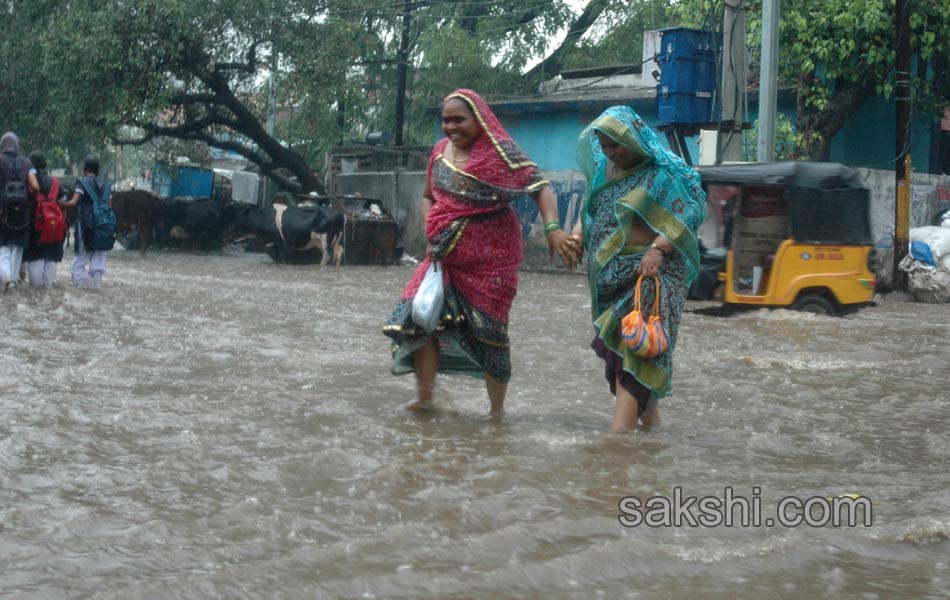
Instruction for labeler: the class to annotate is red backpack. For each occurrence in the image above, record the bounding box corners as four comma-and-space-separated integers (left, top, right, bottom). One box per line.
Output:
34, 177, 66, 244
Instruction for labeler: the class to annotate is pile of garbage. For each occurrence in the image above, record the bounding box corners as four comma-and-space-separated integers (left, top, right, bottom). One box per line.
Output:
896, 210, 950, 302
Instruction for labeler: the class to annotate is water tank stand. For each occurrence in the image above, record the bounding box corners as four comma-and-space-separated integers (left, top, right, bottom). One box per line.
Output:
657, 124, 698, 166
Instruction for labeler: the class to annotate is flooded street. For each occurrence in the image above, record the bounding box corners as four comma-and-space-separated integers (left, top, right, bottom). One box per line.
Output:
2, 249, 949, 599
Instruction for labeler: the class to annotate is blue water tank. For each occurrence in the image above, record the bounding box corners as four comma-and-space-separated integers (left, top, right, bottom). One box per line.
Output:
656, 28, 721, 125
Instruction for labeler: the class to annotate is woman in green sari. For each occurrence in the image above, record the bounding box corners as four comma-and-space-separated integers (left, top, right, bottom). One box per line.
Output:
559, 106, 706, 432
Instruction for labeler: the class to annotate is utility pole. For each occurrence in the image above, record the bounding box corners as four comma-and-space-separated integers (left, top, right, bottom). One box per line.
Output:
756, 0, 779, 162
393, 0, 412, 147
893, 0, 911, 292
718, 0, 746, 163
264, 45, 277, 205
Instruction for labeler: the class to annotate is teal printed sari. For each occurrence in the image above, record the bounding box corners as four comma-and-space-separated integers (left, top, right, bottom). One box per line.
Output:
577, 106, 706, 399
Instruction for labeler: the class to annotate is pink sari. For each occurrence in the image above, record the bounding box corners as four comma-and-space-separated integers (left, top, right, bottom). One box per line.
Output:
384, 89, 548, 382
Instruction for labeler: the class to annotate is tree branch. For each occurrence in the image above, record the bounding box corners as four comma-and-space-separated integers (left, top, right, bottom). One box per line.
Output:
523, 0, 611, 81
212, 43, 258, 74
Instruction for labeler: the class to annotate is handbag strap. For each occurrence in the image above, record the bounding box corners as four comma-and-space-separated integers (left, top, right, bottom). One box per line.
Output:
633, 274, 662, 317
650, 276, 662, 317
633, 274, 644, 312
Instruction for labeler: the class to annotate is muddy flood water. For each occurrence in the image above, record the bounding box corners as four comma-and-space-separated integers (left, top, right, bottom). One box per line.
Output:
2, 249, 949, 599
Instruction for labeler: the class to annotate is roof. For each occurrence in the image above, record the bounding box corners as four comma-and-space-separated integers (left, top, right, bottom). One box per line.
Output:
486, 85, 656, 116
696, 161, 868, 190
559, 65, 643, 79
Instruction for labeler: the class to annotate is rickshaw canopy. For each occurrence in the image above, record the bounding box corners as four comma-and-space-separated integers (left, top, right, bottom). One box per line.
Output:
696, 161, 873, 246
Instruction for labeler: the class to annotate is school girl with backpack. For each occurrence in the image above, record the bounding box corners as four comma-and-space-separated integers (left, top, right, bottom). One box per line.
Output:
0, 132, 41, 293
60, 155, 116, 289
22, 151, 67, 288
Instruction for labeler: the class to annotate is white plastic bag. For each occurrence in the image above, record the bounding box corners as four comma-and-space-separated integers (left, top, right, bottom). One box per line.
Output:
412, 260, 444, 332
910, 226, 950, 260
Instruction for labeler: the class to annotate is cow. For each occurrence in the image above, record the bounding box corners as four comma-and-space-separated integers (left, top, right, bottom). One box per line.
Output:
111, 189, 161, 255
155, 197, 240, 251
234, 202, 344, 265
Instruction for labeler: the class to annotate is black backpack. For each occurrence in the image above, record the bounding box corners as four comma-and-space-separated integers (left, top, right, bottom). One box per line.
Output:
0, 155, 30, 234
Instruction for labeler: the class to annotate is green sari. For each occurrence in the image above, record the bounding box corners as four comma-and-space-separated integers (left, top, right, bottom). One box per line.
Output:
577, 107, 706, 403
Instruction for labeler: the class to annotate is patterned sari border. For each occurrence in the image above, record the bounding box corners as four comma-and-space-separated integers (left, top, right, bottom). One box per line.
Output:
604, 186, 701, 276
437, 153, 546, 196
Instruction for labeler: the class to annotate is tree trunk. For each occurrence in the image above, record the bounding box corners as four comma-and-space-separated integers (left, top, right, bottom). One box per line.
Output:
796, 73, 876, 161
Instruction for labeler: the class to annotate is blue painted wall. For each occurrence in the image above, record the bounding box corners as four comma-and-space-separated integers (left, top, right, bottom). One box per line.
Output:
829, 94, 935, 171
497, 113, 597, 171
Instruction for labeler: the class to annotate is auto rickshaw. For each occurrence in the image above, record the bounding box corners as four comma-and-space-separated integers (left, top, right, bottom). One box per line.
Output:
695, 162, 876, 316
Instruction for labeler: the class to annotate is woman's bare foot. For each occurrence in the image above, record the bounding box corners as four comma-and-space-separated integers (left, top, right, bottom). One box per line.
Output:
405, 400, 434, 413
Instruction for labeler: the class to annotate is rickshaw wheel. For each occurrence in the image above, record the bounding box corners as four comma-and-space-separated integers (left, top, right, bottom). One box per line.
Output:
791, 292, 838, 316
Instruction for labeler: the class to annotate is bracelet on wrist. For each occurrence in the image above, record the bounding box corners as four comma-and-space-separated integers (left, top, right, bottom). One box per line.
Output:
544, 220, 562, 234
649, 241, 666, 255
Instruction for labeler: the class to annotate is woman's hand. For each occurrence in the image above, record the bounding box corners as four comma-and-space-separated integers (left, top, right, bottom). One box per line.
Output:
637, 247, 664, 277
546, 228, 568, 262
555, 232, 583, 269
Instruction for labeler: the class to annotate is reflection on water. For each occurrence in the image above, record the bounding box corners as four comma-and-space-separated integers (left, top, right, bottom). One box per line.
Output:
2, 250, 949, 598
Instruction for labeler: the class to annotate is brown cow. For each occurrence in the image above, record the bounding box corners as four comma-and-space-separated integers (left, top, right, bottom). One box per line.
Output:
111, 189, 161, 255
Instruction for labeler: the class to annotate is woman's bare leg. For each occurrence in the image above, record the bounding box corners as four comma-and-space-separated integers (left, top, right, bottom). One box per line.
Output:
610, 376, 640, 433
485, 373, 507, 416
409, 336, 439, 411
640, 405, 661, 427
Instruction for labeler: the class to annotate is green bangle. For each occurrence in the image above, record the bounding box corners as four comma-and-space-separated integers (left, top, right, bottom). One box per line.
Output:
544, 220, 562, 233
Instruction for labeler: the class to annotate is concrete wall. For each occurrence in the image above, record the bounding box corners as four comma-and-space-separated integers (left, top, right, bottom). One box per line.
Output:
858, 168, 950, 241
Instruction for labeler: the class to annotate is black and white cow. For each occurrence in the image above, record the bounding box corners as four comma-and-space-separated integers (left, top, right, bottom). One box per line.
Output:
234, 202, 344, 265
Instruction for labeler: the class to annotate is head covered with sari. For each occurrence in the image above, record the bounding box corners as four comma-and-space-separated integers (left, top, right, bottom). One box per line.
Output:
441, 89, 541, 185
427, 90, 548, 240
0, 132, 20, 156
576, 106, 706, 283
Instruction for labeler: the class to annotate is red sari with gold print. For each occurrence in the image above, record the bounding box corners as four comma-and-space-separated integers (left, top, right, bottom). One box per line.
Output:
384, 89, 548, 382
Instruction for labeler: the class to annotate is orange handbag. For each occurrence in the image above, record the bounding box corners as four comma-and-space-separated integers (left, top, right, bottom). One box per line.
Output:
621, 275, 669, 358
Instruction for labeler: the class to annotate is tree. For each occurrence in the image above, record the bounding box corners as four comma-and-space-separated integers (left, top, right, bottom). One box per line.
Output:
37, 0, 595, 187
741, 0, 950, 160
42, 0, 367, 193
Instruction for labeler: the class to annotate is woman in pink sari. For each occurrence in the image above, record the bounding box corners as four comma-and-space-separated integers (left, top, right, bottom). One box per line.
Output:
384, 89, 570, 415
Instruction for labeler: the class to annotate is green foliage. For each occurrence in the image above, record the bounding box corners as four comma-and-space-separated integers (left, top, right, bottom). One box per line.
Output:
742, 113, 821, 160
774, 0, 892, 108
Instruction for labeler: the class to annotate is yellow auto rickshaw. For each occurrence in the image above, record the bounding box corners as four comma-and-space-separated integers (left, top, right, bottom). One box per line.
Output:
696, 162, 876, 316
